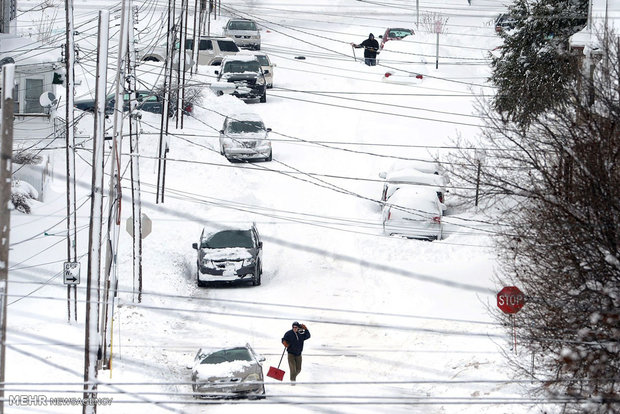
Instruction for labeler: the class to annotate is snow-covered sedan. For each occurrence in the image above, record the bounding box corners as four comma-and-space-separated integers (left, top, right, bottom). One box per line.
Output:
191, 224, 263, 286
190, 344, 266, 399
219, 113, 272, 162
382, 185, 446, 240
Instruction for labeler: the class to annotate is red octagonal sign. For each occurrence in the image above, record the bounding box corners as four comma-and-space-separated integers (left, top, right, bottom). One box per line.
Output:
497, 286, 525, 314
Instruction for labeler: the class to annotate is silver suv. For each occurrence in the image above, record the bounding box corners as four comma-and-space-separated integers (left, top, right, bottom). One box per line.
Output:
223, 19, 261, 50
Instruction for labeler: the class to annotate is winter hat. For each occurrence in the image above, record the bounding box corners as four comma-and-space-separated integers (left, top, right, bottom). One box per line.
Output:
292, 321, 301, 328
369, 33, 374, 38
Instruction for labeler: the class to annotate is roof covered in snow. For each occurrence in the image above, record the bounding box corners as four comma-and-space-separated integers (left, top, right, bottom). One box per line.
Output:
0, 34, 62, 68
570, 0, 620, 50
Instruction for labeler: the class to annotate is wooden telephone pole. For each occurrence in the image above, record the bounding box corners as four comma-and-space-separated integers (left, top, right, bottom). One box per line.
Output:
0, 62, 15, 414
83, 11, 108, 414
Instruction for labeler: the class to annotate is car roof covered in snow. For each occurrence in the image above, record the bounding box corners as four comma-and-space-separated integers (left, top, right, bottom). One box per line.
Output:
387, 185, 441, 205
385, 168, 447, 187
201, 223, 255, 235
227, 112, 264, 122
222, 53, 260, 63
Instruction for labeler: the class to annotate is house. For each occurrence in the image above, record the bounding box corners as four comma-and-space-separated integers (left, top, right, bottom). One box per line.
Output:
570, 0, 620, 54
0, 33, 64, 201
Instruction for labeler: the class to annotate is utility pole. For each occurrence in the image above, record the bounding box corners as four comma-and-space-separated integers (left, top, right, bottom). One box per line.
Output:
83, 11, 108, 414
0, 62, 15, 414
126, 3, 144, 303
176, 0, 186, 127
101, 0, 129, 371
179, 0, 190, 128
191, 0, 199, 75
156, 0, 175, 204
65, 0, 78, 323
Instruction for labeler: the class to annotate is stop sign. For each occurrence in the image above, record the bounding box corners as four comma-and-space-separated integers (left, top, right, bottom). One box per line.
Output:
497, 286, 525, 314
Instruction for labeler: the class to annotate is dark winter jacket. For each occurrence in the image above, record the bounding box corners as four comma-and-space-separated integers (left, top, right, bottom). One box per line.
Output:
359, 37, 379, 59
282, 328, 311, 356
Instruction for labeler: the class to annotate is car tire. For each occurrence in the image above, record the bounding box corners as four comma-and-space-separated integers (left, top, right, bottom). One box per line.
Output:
260, 92, 266, 103
197, 267, 207, 287
265, 151, 272, 162
252, 262, 261, 286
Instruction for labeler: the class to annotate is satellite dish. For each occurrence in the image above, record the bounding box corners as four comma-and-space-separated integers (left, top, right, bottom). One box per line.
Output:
39, 92, 58, 108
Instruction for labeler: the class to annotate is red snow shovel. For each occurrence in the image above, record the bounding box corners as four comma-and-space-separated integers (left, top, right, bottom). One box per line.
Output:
266, 347, 286, 381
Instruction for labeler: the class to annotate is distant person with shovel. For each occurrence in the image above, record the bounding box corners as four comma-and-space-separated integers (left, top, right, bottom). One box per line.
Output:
282, 321, 311, 383
351, 33, 379, 66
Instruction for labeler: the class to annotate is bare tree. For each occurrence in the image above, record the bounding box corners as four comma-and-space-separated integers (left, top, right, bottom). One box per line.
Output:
447, 32, 620, 412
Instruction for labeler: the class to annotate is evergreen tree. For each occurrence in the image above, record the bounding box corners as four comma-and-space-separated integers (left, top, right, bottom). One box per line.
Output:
490, 0, 587, 127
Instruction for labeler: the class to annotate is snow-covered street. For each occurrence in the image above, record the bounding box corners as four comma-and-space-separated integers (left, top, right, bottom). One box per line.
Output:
4, 1, 544, 412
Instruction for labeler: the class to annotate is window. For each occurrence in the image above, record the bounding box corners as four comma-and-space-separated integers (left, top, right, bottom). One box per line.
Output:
24, 78, 44, 113
255, 55, 270, 66
199, 39, 212, 50
217, 40, 239, 52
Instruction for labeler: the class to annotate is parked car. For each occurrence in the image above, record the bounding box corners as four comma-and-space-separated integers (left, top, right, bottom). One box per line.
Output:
248, 51, 274, 88
190, 344, 266, 399
74, 90, 193, 116
223, 19, 261, 50
381, 185, 446, 240
186, 36, 239, 66
495, 13, 516, 33
138, 39, 194, 68
376, 36, 424, 85
379, 27, 414, 49
215, 55, 267, 102
191, 223, 263, 286
219, 113, 272, 162
379, 167, 449, 203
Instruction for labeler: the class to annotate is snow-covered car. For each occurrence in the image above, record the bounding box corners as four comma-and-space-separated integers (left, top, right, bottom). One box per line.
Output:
379, 167, 449, 203
248, 51, 275, 88
494, 13, 516, 33
191, 223, 263, 286
190, 344, 266, 399
219, 113, 272, 162
188, 35, 239, 66
223, 19, 261, 50
379, 27, 414, 49
138, 39, 194, 68
381, 185, 446, 240
377, 36, 424, 85
215, 55, 267, 102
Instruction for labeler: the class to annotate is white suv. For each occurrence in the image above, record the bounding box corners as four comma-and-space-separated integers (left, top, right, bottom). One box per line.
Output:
188, 36, 239, 66
223, 19, 261, 50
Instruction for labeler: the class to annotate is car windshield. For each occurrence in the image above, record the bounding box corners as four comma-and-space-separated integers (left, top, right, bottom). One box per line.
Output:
203, 230, 253, 248
222, 60, 261, 73
228, 20, 256, 31
200, 348, 253, 364
227, 120, 264, 133
388, 29, 412, 38
255, 55, 270, 66
217, 40, 239, 52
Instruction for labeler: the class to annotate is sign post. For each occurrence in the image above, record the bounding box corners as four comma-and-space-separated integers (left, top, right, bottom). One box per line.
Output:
497, 286, 525, 353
